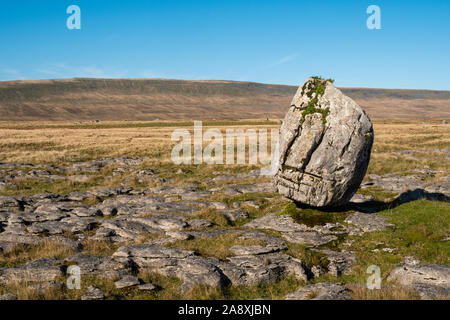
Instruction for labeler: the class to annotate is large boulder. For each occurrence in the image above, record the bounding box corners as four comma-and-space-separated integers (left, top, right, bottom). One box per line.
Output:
275, 77, 374, 207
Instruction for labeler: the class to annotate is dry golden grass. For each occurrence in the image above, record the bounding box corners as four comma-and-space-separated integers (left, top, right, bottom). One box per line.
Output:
80, 232, 164, 257
0, 281, 66, 300
0, 121, 280, 165
0, 119, 447, 195
0, 240, 76, 268
0, 119, 447, 176
80, 240, 123, 257
348, 284, 420, 300
368, 120, 450, 180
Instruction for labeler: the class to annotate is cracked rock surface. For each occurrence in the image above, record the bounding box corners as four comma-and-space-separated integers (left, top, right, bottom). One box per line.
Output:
388, 258, 450, 299
275, 78, 374, 207
285, 282, 353, 300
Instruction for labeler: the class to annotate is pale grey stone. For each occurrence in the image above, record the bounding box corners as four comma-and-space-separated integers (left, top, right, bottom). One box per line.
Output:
112, 243, 228, 290
67, 175, 91, 183
218, 209, 249, 222
413, 283, 450, 300
210, 202, 228, 210
224, 253, 308, 285
0, 258, 63, 284
115, 275, 140, 289
349, 193, 374, 203
165, 231, 194, 240
81, 286, 104, 300
0, 196, 21, 209
138, 283, 157, 291
181, 191, 210, 201
229, 245, 282, 256
64, 254, 127, 279
344, 212, 394, 233
28, 282, 64, 295
67, 191, 91, 202
388, 263, 450, 289
244, 211, 311, 233
71, 206, 102, 217
285, 282, 352, 300
0, 293, 18, 300
282, 231, 337, 246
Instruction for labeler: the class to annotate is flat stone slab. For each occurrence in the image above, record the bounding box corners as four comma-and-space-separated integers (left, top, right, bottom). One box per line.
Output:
138, 283, 157, 291
218, 209, 249, 222
413, 283, 450, 300
388, 263, 450, 289
112, 243, 228, 291
344, 212, 394, 233
64, 254, 127, 279
282, 231, 337, 246
0, 293, 18, 300
81, 286, 104, 300
115, 275, 140, 289
221, 252, 308, 286
0, 258, 63, 284
285, 282, 353, 300
315, 249, 357, 276
229, 245, 283, 256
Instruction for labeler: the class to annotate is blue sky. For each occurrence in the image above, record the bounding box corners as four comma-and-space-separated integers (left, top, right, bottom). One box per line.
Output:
1, 0, 449, 89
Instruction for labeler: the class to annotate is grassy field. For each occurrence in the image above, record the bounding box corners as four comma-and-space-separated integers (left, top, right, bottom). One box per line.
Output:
0, 118, 448, 177
0, 119, 448, 300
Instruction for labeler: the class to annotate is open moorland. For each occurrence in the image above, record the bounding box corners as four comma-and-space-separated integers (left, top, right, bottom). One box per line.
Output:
1, 78, 450, 121
0, 119, 448, 300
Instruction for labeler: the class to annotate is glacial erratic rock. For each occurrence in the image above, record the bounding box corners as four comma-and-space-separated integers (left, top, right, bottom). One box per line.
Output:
275, 77, 374, 207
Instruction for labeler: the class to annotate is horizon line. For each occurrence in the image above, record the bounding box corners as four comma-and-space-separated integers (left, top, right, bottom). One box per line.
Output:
0, 77, 449, 92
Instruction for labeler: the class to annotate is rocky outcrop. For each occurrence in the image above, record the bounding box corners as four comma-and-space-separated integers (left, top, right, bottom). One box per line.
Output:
388, 259, 450, 288
112, 243, 229, 291
275, 77, 374, 207
0, 258, 63, 284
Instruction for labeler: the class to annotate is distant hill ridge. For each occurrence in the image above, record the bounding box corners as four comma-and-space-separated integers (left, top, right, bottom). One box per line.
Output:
0, 78, 449, 120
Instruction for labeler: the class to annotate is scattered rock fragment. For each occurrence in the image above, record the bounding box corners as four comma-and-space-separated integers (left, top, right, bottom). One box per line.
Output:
138, 283, 157, 291
115, 275, 140, 289
0, 258, 63, 284
285, 282, 353, 300
112, 243, 228, 291
315, 249, 357, 276
344, 212, 394, 233
0, 293, 18, 300
28, 282, 64, 295
81, 286, 104, 300
218, 209, 249, 222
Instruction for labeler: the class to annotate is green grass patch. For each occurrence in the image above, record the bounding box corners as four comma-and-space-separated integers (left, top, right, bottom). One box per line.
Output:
316, 200, 450, 287
277, 202, 348, 227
